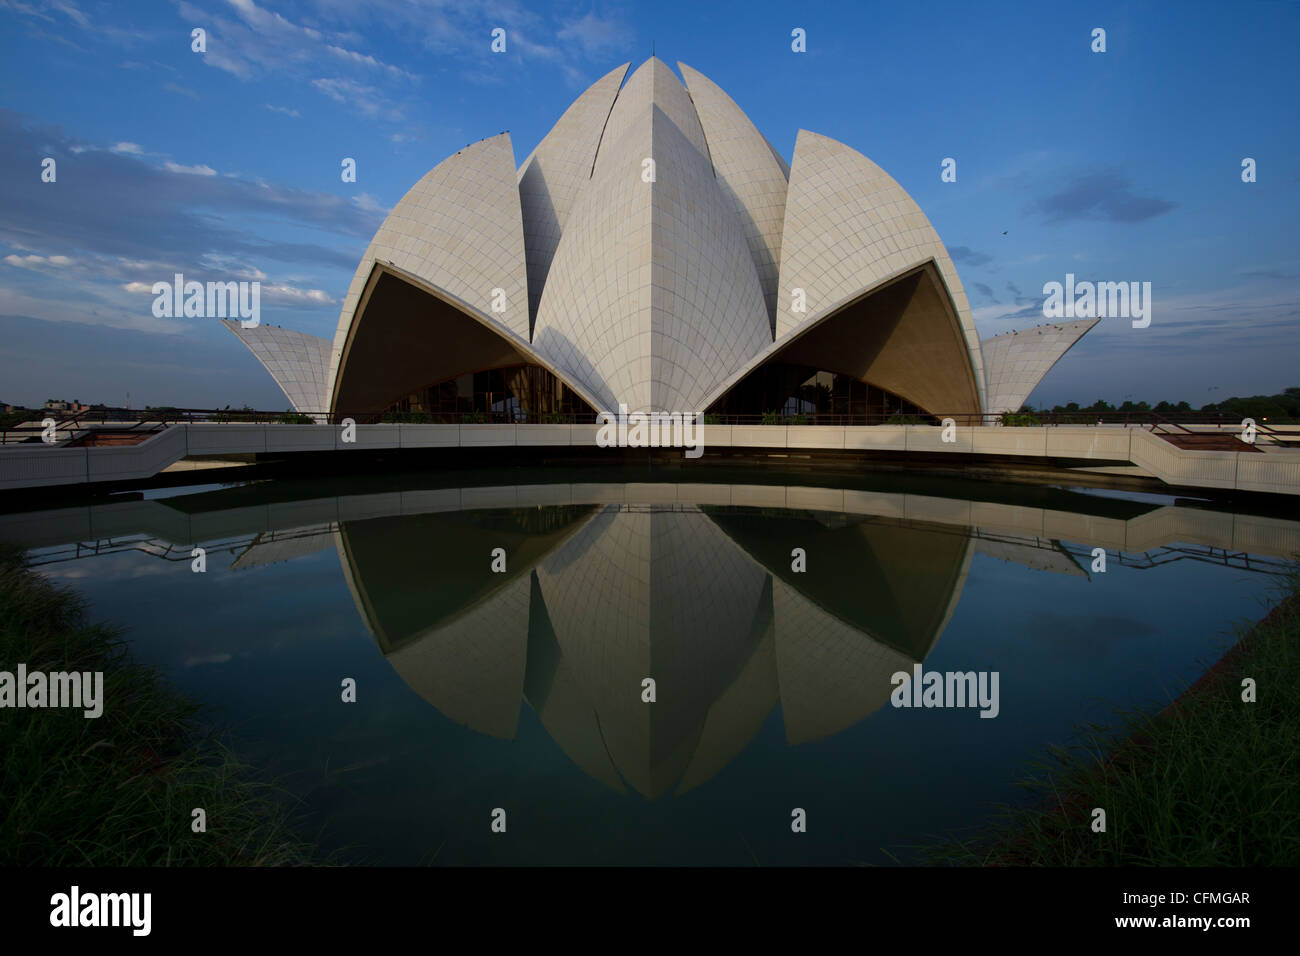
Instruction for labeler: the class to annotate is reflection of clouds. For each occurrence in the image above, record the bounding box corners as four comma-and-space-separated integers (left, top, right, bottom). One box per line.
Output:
1025, 612, 1158, 654
38, 568, 90, 580
128, 562, 188, 579
184, 652, 233, 668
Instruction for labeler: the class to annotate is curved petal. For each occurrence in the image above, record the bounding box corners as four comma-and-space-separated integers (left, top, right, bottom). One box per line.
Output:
591, 57, 708, 178
327, 132, 529, 409
534, 101, 770, 413
221, 320, 330, 417
518, 62, 629, 334
981, 319, 1099, 413
679, 61, 789, 332
775, 130, 986, 409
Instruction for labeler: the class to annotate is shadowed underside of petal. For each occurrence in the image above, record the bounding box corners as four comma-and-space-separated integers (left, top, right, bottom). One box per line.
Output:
330, 264, 602, 418
775, 130, 986, 409
700, 262, 983, 417
327, 133, 530, 410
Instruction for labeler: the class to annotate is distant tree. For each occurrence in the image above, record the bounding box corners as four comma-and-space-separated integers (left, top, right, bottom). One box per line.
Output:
1044, 389, 1296, 423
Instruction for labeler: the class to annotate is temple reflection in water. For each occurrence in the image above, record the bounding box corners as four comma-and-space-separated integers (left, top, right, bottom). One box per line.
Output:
8, 476, 1292, 805
335, 500, 974, 798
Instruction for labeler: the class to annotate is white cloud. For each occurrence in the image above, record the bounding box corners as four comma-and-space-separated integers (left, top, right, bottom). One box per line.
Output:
163, 81, 199, 99
163, 161, 218, 176
261, 283, 335, 306
556, 13, 630, 58
351, 192, 387, 215
180, 0, 414, 93
326, 43, 417, 82
197, 253, 266, 281
311, 76, 402, 120
0, 283, 183, 335
5, 253, 74, 268
109, 141, 143, 154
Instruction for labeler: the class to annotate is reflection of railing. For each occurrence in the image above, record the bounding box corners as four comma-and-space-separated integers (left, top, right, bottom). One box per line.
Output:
25, 525, 336, 568
25, 520, 1291, 576
973, 529, 1292, 575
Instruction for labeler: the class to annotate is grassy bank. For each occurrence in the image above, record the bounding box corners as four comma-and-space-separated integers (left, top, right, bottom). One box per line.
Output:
923, 570, 1299, 866
0, 544, 317, 865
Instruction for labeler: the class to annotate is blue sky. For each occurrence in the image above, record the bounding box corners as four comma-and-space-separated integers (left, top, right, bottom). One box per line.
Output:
0, 0, 1297, 409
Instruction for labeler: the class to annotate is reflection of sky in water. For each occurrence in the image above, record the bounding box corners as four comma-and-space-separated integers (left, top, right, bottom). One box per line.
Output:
19, 478, 1288, 865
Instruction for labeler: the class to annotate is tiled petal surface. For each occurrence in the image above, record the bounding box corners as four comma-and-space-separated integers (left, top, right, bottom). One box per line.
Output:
981, 319, 1099, 413
518, 62, 629, 333
327, 133, 528, 409
776, 130, 987, 406
222, 320, 331, 418
534, 104, 769, 414
679, 62, 788, 333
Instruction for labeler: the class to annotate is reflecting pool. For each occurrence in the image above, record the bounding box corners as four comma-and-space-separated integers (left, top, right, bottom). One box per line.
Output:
4, 469, 1293, 864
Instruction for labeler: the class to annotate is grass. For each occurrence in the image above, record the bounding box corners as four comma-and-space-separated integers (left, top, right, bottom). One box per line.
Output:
0, 543, 319, 866
919, 568, 1299, 866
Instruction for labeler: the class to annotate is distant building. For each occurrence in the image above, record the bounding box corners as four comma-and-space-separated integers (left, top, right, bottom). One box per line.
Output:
43, 399, 89, 412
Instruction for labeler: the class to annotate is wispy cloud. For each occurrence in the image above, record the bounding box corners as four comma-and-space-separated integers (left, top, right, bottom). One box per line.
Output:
163, 160, 218, 176
4, 253, 74, 269
175, 0, 635, 103
311, 76, 402, 121
351, 192, 389, 215
1240, 266, 1299, 281
0, 110, 379, 336
4, 0, 157, 46
163, 81, 199, 99
557, 11, 632, 58
1024, 169, 1177, 225
950, 245, 993, 267
177, 0, 419, 120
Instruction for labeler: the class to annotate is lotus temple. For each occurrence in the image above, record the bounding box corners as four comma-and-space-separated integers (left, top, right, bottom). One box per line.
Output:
224, 57, 1096, 424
